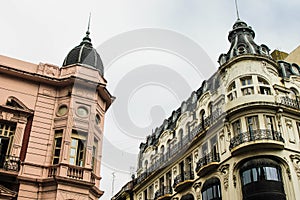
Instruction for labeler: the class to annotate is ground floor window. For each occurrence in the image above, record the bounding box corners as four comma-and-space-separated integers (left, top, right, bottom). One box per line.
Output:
240, 158, 286, 200
201, 178, 222, 200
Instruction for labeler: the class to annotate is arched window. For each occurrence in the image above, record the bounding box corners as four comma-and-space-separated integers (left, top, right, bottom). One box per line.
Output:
201, 178, 222, 200
160, 145, 165, 155
179, 129, 183, 141
200, 110, 205, 128
144, 160, 148, 170
239, 158, 286, 200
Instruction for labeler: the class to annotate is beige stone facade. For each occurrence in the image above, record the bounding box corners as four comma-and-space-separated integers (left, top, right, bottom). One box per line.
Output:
113, 19, 300, 200
0, 29, 113, 199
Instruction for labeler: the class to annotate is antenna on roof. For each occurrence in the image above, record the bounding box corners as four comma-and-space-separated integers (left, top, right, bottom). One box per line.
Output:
234, 0, 240, 20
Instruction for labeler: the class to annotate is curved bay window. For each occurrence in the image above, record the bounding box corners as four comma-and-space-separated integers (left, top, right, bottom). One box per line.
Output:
201, 178, 222, 200
240, 158, 286, 200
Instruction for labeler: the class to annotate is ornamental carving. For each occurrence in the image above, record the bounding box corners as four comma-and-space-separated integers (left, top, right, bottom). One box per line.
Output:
219, 164, 230, 190
1, 111, 14, 121
290, 154, 300, 179
193, 182, 202, 200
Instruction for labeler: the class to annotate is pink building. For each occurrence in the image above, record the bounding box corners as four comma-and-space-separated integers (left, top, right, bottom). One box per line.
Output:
0, 29, 114, 199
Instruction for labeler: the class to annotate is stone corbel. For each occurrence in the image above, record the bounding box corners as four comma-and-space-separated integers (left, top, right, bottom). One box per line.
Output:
219, 164, 230, 190
193, 182, 202, 200
290, 154, 300, 179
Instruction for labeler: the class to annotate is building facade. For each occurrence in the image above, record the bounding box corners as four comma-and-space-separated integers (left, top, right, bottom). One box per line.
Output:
113, 19, 300, 200
0, 29, 114, 199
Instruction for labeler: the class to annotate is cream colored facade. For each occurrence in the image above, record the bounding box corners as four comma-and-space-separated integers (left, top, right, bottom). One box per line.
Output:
0, 30, 113, 199
113, 19, 300, 200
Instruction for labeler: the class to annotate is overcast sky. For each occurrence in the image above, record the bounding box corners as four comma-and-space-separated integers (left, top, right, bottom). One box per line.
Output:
1, 1, 300, 199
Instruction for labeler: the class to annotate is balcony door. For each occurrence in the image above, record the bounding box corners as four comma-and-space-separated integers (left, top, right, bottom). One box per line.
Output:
0, 137, 9, 168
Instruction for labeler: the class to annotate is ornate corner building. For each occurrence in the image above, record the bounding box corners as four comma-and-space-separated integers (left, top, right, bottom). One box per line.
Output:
0, 29, 114, 199
112, 19, 300, 200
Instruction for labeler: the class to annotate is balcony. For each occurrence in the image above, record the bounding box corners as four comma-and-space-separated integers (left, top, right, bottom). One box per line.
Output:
173, 171, 194, 192
47, 163, 99, 184
280, 96, 300, 110
154, 186, 172, 200
0, 155, 20, 173
136, 109, 223, 185
229, 129, 284, 154
195, 151, 220, 177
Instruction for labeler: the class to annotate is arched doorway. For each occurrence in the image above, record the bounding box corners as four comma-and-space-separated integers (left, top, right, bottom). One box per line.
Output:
239, 158, 286, 200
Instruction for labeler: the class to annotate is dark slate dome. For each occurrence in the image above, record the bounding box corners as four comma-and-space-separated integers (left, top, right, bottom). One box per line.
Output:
63, 30, 104, 76
218, 19, 271, 66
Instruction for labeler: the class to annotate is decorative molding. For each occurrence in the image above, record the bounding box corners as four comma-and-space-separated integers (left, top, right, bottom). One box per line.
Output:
290, 154, 300, 179
193, 181, 202, 200
1, 111, 14, 121
233, 174, 237, 188
192, 182, 202, 190
219, 164, 230, 190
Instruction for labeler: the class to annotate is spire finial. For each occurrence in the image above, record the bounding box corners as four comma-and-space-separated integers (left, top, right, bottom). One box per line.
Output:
86, 12, 91, 35
235, 0, 240, 20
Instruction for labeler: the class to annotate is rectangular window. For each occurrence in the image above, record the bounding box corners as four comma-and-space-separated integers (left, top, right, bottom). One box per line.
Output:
210, 135, 218, 157
69, 130, 86, 167
202, 143, 208, 156
0, 122, 16, 155
159, 176, 164, 190
228, 91, 237, 101
297, 122, 300, 140
148, 184, 154, 199
259, 86, 271, 95
143, 189, 147, 200
247, 116, 259, 132
240, 77, 253, 86
52, 130, 63, 164
266, 116, 275, 132
166, 171, 172, 187
242, 87, 254, 95
92, 139, 98, 172
232, 120, 241, 135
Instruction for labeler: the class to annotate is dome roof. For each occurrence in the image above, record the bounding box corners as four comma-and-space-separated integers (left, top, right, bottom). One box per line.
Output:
63, 30, 104, 76
218, 19, 271, 66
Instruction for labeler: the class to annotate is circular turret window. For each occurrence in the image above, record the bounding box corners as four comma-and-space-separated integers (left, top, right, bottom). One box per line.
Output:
76, 106, 89, 117
57, 105, 68, 116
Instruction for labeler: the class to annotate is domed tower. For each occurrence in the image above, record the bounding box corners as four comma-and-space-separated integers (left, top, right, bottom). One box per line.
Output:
218, 19, 271, 65
63, 25, 104, 76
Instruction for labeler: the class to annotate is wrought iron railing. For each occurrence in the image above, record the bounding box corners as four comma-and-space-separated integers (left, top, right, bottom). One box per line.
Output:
173, 170, 194, 188
154, 186, 172, 199
195, 151, 220, 172
0, 155, 20, 172
229, 129, 284, 150
280, 96, 300, 109
136, 109, 223, 184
